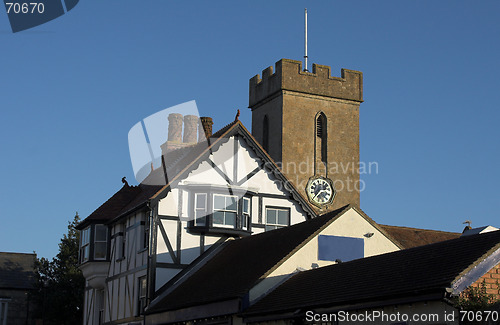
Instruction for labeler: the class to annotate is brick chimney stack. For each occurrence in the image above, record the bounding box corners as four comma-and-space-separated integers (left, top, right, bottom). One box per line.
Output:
199, 117, 213, 141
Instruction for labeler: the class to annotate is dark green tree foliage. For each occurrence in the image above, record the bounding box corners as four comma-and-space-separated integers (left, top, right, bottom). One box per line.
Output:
34, 213, 85, 325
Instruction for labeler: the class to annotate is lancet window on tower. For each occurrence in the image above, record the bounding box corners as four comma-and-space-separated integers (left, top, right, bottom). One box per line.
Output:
263, 115, 269, 152
316, 113, 327, 173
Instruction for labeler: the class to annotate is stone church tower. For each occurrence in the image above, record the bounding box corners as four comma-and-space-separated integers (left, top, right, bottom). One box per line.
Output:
249, 59, 363, 212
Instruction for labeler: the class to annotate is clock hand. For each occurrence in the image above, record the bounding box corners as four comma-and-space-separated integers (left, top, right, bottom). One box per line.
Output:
313, 190, 325, 201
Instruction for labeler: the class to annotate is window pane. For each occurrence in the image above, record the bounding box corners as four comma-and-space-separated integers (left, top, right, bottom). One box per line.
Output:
95, 242, 107, 259
226, 197, 237, 211
243, 198, 249, 214
266, 209, 277, 224
81, 229, 89, 245
95, 225, 107, 241
278, 210, 289, 225
84, 246, 89, 260
214, 195, 225, 210
225, 212, 236, 226
196, 194, 206, 209
242, 214, 247, 228
195, 211, 206, 226
213, 211, 224, 225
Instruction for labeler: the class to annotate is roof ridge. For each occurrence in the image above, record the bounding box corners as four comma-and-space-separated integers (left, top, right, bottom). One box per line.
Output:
380, 224, 460, 234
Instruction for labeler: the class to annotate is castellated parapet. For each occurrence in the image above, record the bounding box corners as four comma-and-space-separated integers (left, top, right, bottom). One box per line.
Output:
249, 59, 363, 108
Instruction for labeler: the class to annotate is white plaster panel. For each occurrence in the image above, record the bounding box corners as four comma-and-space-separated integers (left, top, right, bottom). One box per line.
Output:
181, 190, 188, 219
209, 138, 235, 182
155, 225, 174, 263
185, 160, 229, 186
181, 226, 201, 264
244, 170, 284, 195
158, 190, 178, 216
236, 137, 261, 181
118, 278, 125, 320
251, 196, 259, 224
204, 235, 221, 246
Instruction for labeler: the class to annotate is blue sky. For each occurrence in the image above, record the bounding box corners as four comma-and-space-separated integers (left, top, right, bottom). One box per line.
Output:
1, 1, 499, 259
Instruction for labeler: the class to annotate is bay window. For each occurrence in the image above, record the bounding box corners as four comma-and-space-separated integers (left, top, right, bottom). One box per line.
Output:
78, 224, 109, 264
188, 189, 253, 235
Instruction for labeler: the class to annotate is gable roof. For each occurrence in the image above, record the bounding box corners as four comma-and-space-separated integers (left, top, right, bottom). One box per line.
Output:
146, 205, 353, 314
79, 120, 315, 228
77, 183, 162, 229
243, 230, 500, 317
380, 224, 461, 249
0, 252, 36, 290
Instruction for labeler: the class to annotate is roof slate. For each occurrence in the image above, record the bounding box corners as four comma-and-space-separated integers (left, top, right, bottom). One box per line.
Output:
146, 205, 351, 314
244, 230, 500, 316
0, 252, 36, 290
380, 224, 461, 249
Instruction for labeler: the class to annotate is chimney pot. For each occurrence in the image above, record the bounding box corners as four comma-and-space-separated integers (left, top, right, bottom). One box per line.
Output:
183, 115, 198, 143
167, 113, 183, 142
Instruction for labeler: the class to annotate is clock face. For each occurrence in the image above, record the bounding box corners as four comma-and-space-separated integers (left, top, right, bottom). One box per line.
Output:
306, 177, 335, 206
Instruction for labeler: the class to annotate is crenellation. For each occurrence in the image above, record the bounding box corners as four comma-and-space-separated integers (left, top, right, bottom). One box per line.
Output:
249, 59, 363, 108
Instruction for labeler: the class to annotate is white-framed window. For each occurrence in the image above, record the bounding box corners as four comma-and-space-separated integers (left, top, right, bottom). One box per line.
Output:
80, 227, 90, 263
138, 276, 147, 315
194, 193, 207, 226
265, 207, 289, 231
94, 225, 107, 260
242, 197, 250, 228
213, 194, 237, 227
0, 299, 9, 325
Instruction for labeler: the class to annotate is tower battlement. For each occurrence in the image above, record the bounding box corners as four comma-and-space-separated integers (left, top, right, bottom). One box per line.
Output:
249, 59, 363, 108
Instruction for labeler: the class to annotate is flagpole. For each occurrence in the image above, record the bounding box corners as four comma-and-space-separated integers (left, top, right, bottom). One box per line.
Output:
304, 8, 308, 72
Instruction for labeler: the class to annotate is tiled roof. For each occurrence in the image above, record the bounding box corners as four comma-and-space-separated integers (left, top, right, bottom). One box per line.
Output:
77, 183, 162, 229
146, 205, 351, 314
244, 230, 500, 317
0, 252, 36, 290
380, 224, 461, 249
